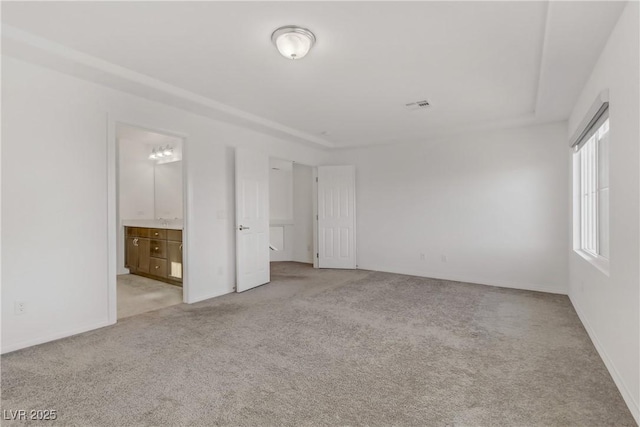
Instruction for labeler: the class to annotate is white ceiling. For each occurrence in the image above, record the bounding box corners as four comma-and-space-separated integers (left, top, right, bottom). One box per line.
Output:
2, 1, 626, 148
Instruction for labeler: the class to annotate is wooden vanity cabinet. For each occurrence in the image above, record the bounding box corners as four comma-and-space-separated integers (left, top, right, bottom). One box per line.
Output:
150, 228, 167, 239
137, 238, 150, 273
125, 236, 150, 273
125, 226, 182, 286
149, 258, 167, 278
126, 237, 138, 270
150, 239, 167, 258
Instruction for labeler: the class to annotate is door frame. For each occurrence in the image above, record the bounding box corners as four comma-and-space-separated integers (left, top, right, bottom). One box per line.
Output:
263, 157, 319, 269
107, 115, 190, 324
313, 166, 319, 268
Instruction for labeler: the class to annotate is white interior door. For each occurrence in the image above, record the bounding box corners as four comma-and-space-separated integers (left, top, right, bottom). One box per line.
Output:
235, 148, 270, 292
317, 165, 356, 269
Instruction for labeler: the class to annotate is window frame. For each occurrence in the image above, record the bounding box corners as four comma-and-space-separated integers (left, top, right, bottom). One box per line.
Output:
573, 107, 610, 276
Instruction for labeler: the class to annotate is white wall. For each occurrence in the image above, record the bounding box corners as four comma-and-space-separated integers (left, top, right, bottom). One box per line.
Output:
1, 56, 327, 353
293, 163, 314, 264
269, 224, 294, 262
269, 158, 294, 262
269, 158, 293, 222
326, 122, 570, 294
567, 2, 639, 422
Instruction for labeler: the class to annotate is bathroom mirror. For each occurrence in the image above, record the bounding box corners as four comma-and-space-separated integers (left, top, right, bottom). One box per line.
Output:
154, 160, 183, 219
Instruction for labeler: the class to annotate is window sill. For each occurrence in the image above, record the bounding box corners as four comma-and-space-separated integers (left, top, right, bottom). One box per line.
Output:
574, 249, 610, 276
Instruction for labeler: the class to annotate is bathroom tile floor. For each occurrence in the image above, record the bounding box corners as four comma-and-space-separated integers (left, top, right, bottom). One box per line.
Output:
117, 274, 182, 319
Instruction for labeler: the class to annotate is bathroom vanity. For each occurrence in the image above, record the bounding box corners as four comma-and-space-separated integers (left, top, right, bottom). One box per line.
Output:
124, 224, 183, 286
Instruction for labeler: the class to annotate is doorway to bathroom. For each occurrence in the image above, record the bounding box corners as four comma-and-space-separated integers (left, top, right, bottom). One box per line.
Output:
268, 158, 315, 269
115, 124, 186, 319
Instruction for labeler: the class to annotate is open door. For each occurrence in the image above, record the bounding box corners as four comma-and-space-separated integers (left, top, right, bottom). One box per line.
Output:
317, 165, 356, 269
235, 148, 270, 292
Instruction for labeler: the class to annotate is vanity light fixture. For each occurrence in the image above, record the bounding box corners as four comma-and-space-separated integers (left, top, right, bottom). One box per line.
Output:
149, 145, 174, 160
271, 25, 316, 60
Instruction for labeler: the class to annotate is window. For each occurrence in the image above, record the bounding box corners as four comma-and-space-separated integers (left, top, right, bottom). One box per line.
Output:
574, 107, 609, 272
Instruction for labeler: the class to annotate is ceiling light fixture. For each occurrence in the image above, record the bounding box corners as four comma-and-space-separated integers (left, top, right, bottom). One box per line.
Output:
271, 25, 316, 60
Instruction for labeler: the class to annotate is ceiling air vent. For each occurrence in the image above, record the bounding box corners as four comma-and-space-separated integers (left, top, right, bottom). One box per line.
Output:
405, 99, 431, 111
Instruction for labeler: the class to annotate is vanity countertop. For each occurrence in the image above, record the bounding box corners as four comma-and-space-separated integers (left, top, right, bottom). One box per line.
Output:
122, 219, 184, 230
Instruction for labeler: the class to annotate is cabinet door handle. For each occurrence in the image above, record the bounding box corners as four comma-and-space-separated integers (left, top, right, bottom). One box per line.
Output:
133, 238, 139, 247
179, 244, 183, 251
154, 232, 159, 236
238, 225, 250, 231
155, 265, 160, 269
155, 247, 159, 251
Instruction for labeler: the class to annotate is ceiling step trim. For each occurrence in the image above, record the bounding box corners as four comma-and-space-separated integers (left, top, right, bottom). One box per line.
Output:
1, 25, 335, 149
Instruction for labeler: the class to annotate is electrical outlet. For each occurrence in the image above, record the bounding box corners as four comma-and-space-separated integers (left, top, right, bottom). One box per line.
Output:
14, 301, 26, 315
441, 255, 448, 263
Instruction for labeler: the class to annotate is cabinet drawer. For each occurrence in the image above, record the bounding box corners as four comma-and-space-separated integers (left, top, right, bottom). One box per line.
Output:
150, 240, 167, 259
125, 227, 149, 237
126, 227, 150, 238
149, 258, 167, 278
167, 229, 182, 242
150, 228, 166, 239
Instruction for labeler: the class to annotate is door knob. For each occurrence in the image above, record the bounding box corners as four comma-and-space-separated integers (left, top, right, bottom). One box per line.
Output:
238, 225, 250, 231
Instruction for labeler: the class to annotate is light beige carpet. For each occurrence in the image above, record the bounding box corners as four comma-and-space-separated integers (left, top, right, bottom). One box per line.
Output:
1, 262, 635, 426
117, 274, 182, 319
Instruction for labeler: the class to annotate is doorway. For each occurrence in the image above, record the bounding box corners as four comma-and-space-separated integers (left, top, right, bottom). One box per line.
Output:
234, 148, 356, 293
268, 158, 314, 267
115, 124, 186, 319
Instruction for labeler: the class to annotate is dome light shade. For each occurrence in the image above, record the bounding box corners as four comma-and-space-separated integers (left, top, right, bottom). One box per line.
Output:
271, 26, 316, 60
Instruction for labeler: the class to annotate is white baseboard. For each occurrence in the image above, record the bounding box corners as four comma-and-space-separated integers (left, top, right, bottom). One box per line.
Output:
570, 295, 640, 424
1, 319, 113, 355
358, 264, 567, 295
